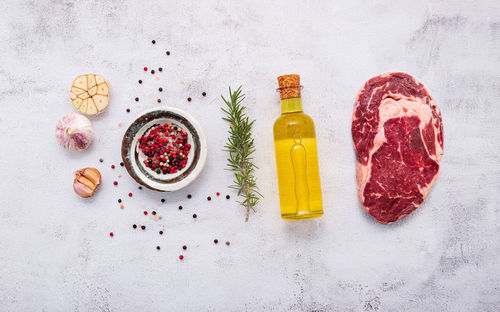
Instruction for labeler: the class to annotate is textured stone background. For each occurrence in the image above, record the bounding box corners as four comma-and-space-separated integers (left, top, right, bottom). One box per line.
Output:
0, 1, 499, 311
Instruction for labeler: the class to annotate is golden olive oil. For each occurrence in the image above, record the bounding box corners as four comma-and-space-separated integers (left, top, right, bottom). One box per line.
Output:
273, 75, 323, 220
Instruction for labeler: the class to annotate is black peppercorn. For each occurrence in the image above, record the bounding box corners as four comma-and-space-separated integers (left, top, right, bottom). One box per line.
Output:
192, 214, 197, 218
133, 224, 137, 229
178, 205, 183, 210
120, 162, 124, 167
158, 67, 163, 72
214, 239, 218, 244
126, 108, 130, 113
157, 99, 161, 103
151, 69, 155, 74
135, 97, 139, 101
118, 199, 122, 203
99, 158, 104, 163
152, 40, 156, 44
187, 194, 192, 199
226, 195, 230, 199
202, 92, 206, 96
152, 211, 156, 215
166, 51, 170, 55
207, 196, 211, 201
159, 87, 163, 92
138, 80, 142, 84
159, 231, 163, 235
161, 198, 165, 203
226, 241, 230, 246
138, 186, 142, 190
156, 246, 160, 250
182, 245, 187, 250
187, 97, 192, 102
141, 225, 146, 230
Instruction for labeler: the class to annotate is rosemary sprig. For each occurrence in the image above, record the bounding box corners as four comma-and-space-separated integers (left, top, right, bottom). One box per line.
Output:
221, 86, 262, 222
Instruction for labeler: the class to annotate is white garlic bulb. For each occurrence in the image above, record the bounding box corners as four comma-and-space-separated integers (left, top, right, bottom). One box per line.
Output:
55, 113, 94, 151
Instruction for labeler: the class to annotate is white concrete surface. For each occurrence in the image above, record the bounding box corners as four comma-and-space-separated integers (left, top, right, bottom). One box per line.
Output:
0, 1, 499, 311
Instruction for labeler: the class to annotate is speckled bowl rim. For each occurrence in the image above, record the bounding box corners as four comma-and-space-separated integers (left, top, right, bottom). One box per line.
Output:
121, 106, 207, 192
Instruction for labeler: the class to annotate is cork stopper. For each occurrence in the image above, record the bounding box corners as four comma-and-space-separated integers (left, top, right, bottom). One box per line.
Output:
277, 74, 302, 100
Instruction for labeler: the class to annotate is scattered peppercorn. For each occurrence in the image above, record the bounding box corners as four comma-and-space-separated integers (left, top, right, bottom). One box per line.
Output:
192, 214, 197, 218
135, 97, 139, 101
111, 165, 115, 169
120, 162, 124, 167
118, 199, 122, 203
159, 231, 163, 235
156, 246, 160, 250
126, 108, 130, 113
113, 181, 118, 186
144, 67, 148, 71
141, 225, 146, 230
161, 198, 165, 203
152, 40, 156, 44
178, 205, 183, 210
109, 232, 114, 237
226, 241, 230, 246
202, 92, 206, 96
152, 211, 156, 215
207, 196, 211, 201
187, 97, 192, 102
99, 158, 104, 163
187, 194, 192, 199
158, 67, 163, 72
179, 255, 184, 260
216, 192, 220, 196
159, 87, 163, 92
182, 245, 187, 250
133, 224, 137, 229
138, 186, 143, 190
166, 51, 170, 55
157, 99, 161, 103
129, 192, 133, 197
144, 211, 148, 215
151, 69, 155, 74
226, 195, 230, 199
138, 80, 142, 84
214, 239, 218, 244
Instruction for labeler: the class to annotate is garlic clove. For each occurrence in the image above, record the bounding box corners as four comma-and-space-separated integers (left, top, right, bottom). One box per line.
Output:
73, 181, 95, 198
81, 168, 101, 185
73, 168, 101, 198
77, 175, 95, 190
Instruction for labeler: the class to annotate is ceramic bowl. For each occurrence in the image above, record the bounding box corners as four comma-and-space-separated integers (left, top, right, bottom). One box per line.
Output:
121, 107, 207, 192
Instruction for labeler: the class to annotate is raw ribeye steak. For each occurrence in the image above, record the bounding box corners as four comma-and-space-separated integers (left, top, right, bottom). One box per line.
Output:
351, 72, 443, 224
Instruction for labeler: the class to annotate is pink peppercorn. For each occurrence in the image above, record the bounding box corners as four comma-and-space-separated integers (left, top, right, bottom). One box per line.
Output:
144, 211, 148, 215
113, 181, 118, 186
111, 165, 115, 169
109, 232, 114, 237
143, 66, 148, 71
128, 193, 132, 197
179, 255, 184, 260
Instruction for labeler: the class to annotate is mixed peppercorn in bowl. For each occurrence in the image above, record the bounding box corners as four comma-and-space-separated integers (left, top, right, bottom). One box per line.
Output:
121, 107, 207, 192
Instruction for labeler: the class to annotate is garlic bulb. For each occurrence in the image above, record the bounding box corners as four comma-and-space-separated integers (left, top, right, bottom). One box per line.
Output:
74, 168, 101, 198
55, 113, 94, 151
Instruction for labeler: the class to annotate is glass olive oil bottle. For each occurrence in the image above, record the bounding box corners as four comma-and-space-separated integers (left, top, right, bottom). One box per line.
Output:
273, 74, 323, 220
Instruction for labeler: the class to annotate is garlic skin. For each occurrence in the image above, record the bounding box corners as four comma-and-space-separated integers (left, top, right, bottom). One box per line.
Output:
74, 168, 101, 198
56, 113, 94, 151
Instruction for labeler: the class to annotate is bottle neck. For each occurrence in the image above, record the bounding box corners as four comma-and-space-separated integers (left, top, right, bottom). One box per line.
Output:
281, 97, 303, 114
